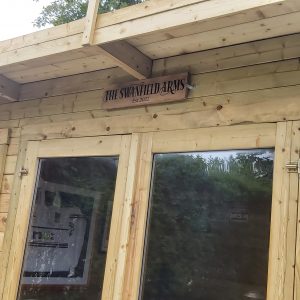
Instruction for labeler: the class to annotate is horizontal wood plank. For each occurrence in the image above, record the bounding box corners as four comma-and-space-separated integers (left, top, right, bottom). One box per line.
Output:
19, 68, 133, 100
140, 11, 300, 59
0, 20, 84, 54
20, 83, 300, 140
153, 33, 300, 75
6, 53, 117, 83
0, 129, 9, 145
0, 34, 84, 69
128, 0, 300, 47
1, 175, 13, 194
152, 123, 276, 152
4, 156, 17, 175
0, 213, 7, 232
2, 59, 298, 125
96, 0, 207, 28
0, 120, 19, 129
94, 0, 284, 44
0, 0, 206, 54
0, 194, 10, 213
16, 34, 300, 101
7, 144, 19, 157
0, 0, 288, 76
0, 46, 106, 75
0, 75, 20, 102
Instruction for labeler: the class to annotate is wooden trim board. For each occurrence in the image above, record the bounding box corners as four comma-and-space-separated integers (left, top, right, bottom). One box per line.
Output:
293, 121, 300, 300
122, 122, 298, 300
0, 134, 138, 300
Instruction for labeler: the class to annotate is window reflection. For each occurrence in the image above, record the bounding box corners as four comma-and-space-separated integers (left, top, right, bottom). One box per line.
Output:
18, 157, 118, 300
141, 149, 274, 300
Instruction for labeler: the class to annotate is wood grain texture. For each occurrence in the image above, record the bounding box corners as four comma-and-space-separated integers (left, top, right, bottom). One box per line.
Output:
3, 156, 17, 175
0, 130, 9, 145
1, 142, 40, 300
0, 145, 8, 211
0, 140, 28, 299
0, 214, 7, 232
0, 0, 291, 84
0, 135, 135, 300
122, 133, 153, 300
0, 75, 20, 102
19, 83, 300, 141
101, 135, 132, 299
111, 134, 143, 300
0, 194, 10, 213
1, 56, 298, 134
128, 0, 300, 47
293, 121, 300, 300
18, 46, 300, 102
1, 175, 13, 194
94, 0, 284, 44
139, 10, 300, 59
266, 122, 298, 300
0, 232, 3, 251
152, 123, 276, 153
82, 0, 100, 46
0, 20, 84, 54
100, 41, 152, 79
19, 67, 133, 101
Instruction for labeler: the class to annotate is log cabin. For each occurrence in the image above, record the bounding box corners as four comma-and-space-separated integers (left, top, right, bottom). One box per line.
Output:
0, 0, 300, 299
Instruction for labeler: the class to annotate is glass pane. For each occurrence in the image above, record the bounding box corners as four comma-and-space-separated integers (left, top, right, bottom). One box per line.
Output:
141, 149, 274, 300
18, 156, 119, 300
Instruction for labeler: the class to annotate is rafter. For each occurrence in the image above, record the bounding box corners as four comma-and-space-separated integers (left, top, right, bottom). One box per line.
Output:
82, 0, 100, 46
81, 0, 152, 78
0, 0, 285, 69
0, 75, 20, 102
100, 41, 152, 79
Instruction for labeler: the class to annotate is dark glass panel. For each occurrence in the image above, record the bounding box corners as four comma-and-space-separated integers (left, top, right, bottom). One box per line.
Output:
18, 157, 118, 300
141, 149, 274, 300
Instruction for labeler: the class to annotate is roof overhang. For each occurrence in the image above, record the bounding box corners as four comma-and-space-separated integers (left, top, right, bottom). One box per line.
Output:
0, 0, 299, 103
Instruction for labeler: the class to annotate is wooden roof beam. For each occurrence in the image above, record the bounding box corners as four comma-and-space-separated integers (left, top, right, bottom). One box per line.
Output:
0, 0, 285, 70
100, 41, 152, 79
0, 74, 20, 102
93, 0, 285, 44
82, 0, 100, 46
82, 0, 152, 78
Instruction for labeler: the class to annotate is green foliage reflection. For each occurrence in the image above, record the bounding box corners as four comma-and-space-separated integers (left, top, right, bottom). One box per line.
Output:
142, 150, 274, 300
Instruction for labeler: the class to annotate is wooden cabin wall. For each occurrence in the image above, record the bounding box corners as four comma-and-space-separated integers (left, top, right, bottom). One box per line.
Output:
0, 129, 9, 252
0, 35, 299, 256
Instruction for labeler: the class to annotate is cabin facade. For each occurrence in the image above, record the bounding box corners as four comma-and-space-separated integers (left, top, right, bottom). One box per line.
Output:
0, 0, 300, 299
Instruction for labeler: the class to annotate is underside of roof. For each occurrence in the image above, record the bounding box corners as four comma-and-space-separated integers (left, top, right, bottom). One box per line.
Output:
0, 0, 299, 103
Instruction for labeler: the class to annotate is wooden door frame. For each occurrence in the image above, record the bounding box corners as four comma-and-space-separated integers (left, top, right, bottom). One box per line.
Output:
1, 134, 137, 300
122, 122, 298, 300
1, 121, 299, 300
293, 121, 300, 300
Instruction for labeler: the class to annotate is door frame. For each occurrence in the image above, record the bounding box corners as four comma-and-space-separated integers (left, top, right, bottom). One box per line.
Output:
122, 122, 299, 300
2, 134, 135, 300
1, 122, 299, 300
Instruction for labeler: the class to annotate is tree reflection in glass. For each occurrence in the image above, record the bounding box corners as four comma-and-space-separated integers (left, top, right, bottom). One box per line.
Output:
141, 149, 274, 300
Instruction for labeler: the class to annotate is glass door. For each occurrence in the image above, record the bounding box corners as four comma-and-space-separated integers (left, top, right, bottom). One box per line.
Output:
142, 149, 274, 300
123, 123, 298, 300
3, 135, 133, 300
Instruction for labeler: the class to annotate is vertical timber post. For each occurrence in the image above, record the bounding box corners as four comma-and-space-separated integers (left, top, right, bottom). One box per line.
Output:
82, 0, 100, 46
